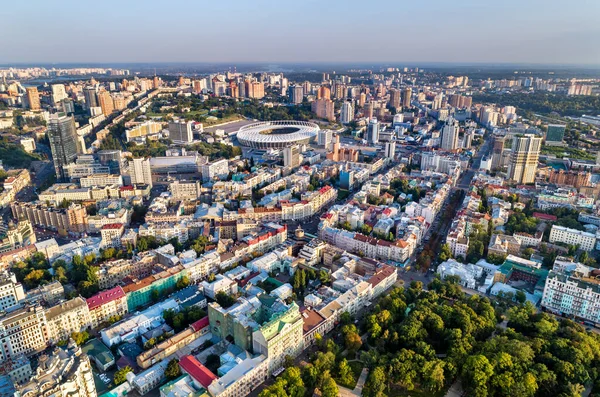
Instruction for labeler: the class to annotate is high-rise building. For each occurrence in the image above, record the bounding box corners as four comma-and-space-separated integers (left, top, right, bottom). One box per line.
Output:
168, 120, 194, 143
365, 102, 374, 119
440, 117, 459, 151
302, 81, 312, 96
546, 124, 566, 143
25, 87, 41, 110
318, 129, 332, 148
130, 158, 153, 187
491, 136, 505, 170
333, 83, 346, 99
340, 101, 354, 124
359, 92, 366, 108
311, 99, 335, 121
249, 82, 265, 99
507, 134, 542, 184
48, 114, 79, 181
389, 89, 401, 109
385, 141, 396, 159
367, 118, 379, 144
283, 145, 300, 168
83, 86, 98, 109
51, 84, 68, 105
97, 90, 114, 116
288, 85, 304, 104
463, 129, 474, 149
401, 87, 412, 108
317, 86, 331, 100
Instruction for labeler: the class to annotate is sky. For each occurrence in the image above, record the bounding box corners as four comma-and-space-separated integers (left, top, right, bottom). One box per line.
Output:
2, 0, 600, 66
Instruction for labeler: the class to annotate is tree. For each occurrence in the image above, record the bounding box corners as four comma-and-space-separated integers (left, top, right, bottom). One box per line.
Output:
320, 371, 339, 397
71, 331, 90, 346
439, 243, 452, 262
176, 276, 190, 290
363, 366, 387, 397
345, 331, 363, 352
461, 355, 494, 397
215, 291, 236, 308
515, 290, 527, 304
337, 359, 355, 387
114, 366, 133, 385
281, 367, 305, 397
319, 269, 330, 284
340, 311, 352, 325
421, 359, 446, 392
165, 359, 181, 380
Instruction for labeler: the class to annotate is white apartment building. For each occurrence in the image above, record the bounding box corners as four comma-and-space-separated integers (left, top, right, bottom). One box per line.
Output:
100, 223, 125, 248
542, 262, 600, 324
549, 225, 596, 252
208, 355, 269, 397
201, 275, 237, 300
202, 159, 229, 182
0, 272, 25, 311
182, 250, 220, 283
0, 306, 48, 360
130, 157, 153, 187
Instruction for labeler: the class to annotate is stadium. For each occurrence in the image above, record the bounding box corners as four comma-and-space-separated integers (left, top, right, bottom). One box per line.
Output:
236, 120, 320, 149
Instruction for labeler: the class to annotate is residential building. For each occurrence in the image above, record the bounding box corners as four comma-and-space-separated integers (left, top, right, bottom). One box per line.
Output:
86, 286, 128, 328
440, 117, 459, 151
283, 145, 300, 168
0, 306, 48, 360
44, 297, 91, 343
367, 118, 379, 144
201, 159, 229, 182
100, 223, 125, 248
252, 302, 304, 375
507, 134, 542, 184
340, 101, 354, 124
0, 272, 25, 312
549, 225, 596, 252
25, 87, 40, 110
17, 344, 97, 397
311, 99, 335, 121
130, 158, 153, 187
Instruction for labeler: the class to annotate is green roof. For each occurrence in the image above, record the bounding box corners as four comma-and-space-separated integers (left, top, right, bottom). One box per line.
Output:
82, 339, 115, 366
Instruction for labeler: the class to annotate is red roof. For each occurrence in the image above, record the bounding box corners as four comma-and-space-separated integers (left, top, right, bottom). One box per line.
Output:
102, 223, 124, 230
533, 212, 557, 221
86, 286, 126, 310
119, 185, 134, 191
190, 316, 209, 332
179, 355, 217, 388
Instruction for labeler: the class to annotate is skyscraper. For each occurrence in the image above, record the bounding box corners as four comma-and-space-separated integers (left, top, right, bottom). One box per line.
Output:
48, 114, 79, 180
401, 87, 412, 108
340, 101, 354, 124
288, 85, 304, 104
546, 124, 566, 143
283, 145, 300, 168
507, 134, 542, 184
385, 141, 396, 159
367, 118, 379, 144
26, 87, 41, 110
491, 136, 505, 170
311, 99, 335, 121
97, 90, 114, 116
317, 86, 331, 100
440, 117, 459, 151
83, 86, 98, 110
318, 129, 332, 148
389, 89, 401, 109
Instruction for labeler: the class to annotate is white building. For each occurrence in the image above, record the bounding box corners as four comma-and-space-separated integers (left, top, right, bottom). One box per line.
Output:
168, 120, 194, 143
549, 225, 596, 252
0, 272, 25, 312
202, 159, 229, 182
130, 158, 153, 187
201, 275, 238, 300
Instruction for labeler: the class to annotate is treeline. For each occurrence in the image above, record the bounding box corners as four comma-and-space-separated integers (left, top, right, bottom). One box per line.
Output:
472, 92, 600, 117
355, 279, 600, 397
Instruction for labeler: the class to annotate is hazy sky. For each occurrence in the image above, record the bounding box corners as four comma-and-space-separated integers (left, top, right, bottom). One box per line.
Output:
2, 0, 600, 65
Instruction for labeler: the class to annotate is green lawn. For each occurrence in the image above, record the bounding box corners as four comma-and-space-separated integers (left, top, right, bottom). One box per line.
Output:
541, 145, 594, 160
